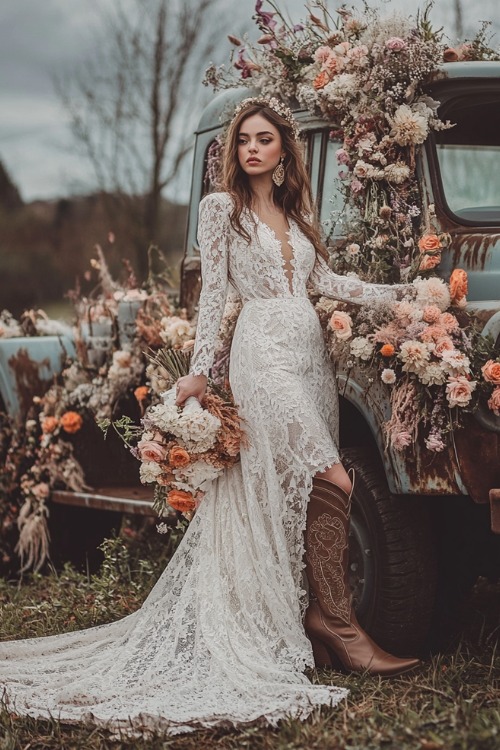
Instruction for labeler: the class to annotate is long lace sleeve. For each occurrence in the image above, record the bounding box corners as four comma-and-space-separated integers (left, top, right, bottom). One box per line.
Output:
189, 193, 230, 377
309, 254, 415, 305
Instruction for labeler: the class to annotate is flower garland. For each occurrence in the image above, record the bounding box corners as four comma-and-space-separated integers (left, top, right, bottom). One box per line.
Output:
203, 0, 500, 450
205, 1, 499, 281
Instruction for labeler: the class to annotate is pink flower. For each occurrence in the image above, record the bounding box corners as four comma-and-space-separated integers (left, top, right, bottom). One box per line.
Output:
419, 253, 441, 271
438, 312, 459, 333
329, 310, 353, 340
137, 440, 168, 463
488, 386, 500, 416
32, 482, 50, 500
425, 433, 445, 452
392, 430, 412, 450
434, 337, 455, 358
422, 305, 441, 324
445, 376, 476, 408
385, 37, 406, 52
350, 179, 364, 194
481, 360, 500, 385
314, 45, 333, 64
381, 368, 396, 384
336, 148, 350, 165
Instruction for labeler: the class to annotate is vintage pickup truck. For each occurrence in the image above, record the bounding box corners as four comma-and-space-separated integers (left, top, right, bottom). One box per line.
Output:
1, 61, 499, 652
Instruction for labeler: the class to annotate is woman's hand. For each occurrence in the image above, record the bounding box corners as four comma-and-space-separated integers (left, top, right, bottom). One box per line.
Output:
175, 373, 208, 406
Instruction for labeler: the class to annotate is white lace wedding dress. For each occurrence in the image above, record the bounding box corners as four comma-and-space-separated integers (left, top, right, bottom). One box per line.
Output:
0, 192, 409, 737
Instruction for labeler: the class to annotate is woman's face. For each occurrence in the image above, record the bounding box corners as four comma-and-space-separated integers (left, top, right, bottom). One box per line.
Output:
237, 113, 284, 179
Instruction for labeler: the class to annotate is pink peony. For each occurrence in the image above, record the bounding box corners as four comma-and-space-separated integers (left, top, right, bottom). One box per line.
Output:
350, 179, 364, 194
487, 387, 500, 416
314, 45, 332, 64
329, 310, 353, 340
137, 439, 168, 463
445, 376, 476, 408
385, 37, 406, 51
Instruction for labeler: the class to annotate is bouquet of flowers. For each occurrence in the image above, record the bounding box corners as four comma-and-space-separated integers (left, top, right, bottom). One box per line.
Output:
105, 348, 245, 523
316, 270, 500, 452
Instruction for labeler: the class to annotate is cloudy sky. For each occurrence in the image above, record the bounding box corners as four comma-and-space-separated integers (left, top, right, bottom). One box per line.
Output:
0, 0, 498, 203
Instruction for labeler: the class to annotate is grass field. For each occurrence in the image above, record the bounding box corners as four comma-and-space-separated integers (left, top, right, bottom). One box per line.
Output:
1, 524, 499, 750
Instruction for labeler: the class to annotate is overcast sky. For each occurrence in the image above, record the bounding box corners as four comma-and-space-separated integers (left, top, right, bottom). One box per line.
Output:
0, 0, 498, 203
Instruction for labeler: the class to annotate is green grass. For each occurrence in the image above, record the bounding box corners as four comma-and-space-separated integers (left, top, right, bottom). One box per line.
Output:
0, 524, 499, 750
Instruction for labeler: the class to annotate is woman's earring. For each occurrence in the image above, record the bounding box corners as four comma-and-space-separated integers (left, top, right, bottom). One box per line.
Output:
272, 155, 285, 187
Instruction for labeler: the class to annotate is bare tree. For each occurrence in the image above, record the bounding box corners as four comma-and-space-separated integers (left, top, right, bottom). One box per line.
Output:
56, 0, 216, 276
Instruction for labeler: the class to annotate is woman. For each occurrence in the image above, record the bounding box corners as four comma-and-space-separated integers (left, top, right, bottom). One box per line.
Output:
0, 98, 418, 737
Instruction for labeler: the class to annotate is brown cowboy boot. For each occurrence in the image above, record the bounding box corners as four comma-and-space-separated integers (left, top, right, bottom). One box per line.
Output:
304, 475, 420, 676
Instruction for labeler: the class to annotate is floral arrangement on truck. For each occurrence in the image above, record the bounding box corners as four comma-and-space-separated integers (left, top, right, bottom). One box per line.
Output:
204, 0, 500, 451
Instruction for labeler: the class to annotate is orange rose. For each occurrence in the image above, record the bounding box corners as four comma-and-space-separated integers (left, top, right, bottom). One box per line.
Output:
380, 343, 395, 357
482, 360, 500, 385
449, 269, 468, 303
418, 234, 442, 252
419, 253, 441, 271
438, 312, 459, 332
134, 386, 149, 402
42, 416, 59, 434
313, 70, 329, 90
60, 411, 83, 434
166, 489, 196, 513
488, 387, 500, 416
169, 445, 191, 468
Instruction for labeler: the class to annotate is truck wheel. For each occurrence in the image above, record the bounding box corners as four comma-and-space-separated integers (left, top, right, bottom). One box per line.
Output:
341, 446, 437, 656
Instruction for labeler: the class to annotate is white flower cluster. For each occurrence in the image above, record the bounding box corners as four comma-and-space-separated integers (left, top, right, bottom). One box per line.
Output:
160, 316, 195, 348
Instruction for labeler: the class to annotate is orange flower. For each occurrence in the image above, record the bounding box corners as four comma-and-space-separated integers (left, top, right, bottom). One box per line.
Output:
60, 411, 83, 434
380, 344, 395, 357
134, 386, 149, 402
449, 268, 468, 303
482, 360, 500, 385
169, 445, 191, 468
419, 253, 441, 271
166, 489, 196, 513
418, 234, 441, 252
313, 70, 329, 90
42, 416, 59, 434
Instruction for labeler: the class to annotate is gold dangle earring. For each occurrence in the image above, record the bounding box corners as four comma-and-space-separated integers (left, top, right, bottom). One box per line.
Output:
272, 155, 285, 187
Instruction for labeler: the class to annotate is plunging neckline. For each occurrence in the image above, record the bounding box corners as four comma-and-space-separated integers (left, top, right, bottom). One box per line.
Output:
249, 208, 296, 295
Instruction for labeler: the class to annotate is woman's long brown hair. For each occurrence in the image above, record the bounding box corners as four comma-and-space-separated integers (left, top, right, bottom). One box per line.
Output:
221, 102, 328, 261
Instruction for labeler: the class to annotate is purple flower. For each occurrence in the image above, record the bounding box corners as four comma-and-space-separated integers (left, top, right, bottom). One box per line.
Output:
234, 49, 259, 79
293, 23, 305, 32
255, 0, 277, 31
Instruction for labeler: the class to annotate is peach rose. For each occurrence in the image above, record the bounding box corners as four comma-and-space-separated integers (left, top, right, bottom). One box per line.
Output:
418, 234, 441, 252
434, 337, 455, 357
169, 445, 191, 468
313, 70, 329, 90
438, 312, 459, 332
420, 325, 447, 343
482, 360, 500, 385
60, 411, 83, 434
445, 375, 476, 408
422, 305, 441, 324
137, 440, 167, 463
134, 386, 149, 402
419, 253, 441, 271
449, 269, 468, 304
42, 416, 59, 434
329, 310, 353, 340
487, 387, 500, 416
166, 489, 196, 513
443, 48, 459, 62
380, 343, 395, 357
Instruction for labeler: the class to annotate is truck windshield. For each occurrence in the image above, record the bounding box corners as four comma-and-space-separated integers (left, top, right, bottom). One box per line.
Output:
434, 94, 500, 224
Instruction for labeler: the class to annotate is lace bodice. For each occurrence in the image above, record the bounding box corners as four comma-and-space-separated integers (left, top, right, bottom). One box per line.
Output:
190, 192, 411, 377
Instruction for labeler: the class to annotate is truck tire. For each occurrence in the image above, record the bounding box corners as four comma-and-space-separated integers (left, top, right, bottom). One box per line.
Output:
341, 446, 437, 656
